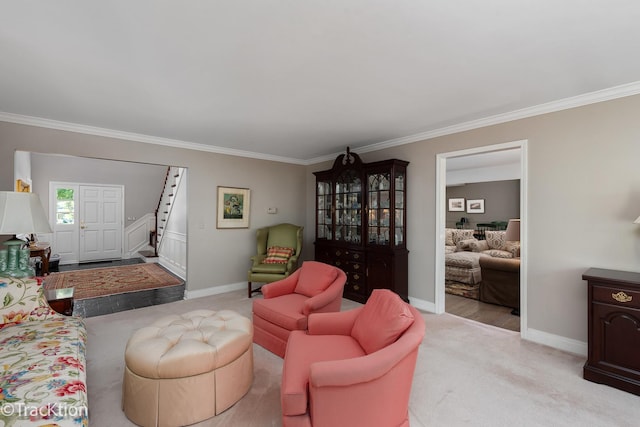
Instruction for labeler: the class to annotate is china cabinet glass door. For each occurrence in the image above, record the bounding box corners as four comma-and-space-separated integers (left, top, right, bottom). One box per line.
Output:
316, 180, 332, 240
334, 170, 362, 244
367, 172, 391, 245
394, 171, 405, 246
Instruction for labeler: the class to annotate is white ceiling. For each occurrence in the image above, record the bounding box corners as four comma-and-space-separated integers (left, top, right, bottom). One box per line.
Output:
2, 1, 640, 164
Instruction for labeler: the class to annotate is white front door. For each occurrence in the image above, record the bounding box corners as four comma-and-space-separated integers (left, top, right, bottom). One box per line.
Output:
79, 185, 123, 262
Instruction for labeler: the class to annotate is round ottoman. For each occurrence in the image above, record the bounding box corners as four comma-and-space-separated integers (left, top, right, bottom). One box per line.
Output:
122, 309, 253, 427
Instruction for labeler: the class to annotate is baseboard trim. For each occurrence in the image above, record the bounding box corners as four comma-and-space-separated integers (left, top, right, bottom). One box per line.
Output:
409, 296, 436, 313
184, 282, 245, 300
523, 327, 588, 357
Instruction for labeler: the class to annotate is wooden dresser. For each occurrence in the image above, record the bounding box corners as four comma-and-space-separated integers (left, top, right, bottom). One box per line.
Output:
582, 268, 640, 395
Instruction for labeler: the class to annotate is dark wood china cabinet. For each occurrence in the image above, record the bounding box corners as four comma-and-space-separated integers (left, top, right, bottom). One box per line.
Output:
314, 148, 409, 303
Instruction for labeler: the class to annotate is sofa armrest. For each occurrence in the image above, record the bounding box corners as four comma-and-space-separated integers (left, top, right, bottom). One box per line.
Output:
479, 256, 520, 272
0, 276, 62, 327
261, 269, 301, 298
302, 271, 346, 315
307, 307, 363, 336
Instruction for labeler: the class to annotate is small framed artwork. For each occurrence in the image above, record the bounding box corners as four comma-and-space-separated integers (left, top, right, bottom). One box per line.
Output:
217, 186, 251, 228
466, 199, 485, 214
448, 198, 465, 212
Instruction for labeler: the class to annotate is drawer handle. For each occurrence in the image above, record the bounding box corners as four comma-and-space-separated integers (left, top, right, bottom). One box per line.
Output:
612, 291, 633, 303
335, 250, 341, 257
353, 285, 360, 291
353, 274, 360, 280
353, 253, 360, 259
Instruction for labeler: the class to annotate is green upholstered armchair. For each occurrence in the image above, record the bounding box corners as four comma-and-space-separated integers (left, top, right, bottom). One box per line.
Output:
247, 223, 303, 297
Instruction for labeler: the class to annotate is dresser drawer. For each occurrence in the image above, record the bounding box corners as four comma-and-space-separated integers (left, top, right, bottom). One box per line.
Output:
592, 285, 640, 309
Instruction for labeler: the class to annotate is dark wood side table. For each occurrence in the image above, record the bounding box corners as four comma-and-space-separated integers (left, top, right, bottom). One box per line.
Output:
30, 243, 51, 275
45, 287, 74, 316
582, 268, 640, 396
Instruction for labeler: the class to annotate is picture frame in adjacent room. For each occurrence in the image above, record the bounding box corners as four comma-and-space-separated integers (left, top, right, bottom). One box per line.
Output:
217, 186, 251, 228
466, 199, 485, 214
448, 198, 465, 212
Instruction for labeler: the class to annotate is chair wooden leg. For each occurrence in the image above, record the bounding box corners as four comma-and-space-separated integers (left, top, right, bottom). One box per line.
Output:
248, 282, 262, 298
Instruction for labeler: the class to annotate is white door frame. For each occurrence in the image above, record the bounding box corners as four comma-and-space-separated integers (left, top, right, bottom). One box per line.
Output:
435, 139, 528, 337
50, 181, 125, 264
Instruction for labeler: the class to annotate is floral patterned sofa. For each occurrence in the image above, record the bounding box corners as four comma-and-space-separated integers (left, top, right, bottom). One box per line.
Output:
0, 276, 88, 427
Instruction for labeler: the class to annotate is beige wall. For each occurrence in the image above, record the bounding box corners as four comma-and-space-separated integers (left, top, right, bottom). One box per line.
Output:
3, 93, 640, 347
0, 122, 307, 292
306, 94, 640, 346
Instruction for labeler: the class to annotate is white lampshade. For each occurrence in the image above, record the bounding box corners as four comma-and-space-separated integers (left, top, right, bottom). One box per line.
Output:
504, 219, 521, 241
634, 216, 640, 224
0, 191, 53, 235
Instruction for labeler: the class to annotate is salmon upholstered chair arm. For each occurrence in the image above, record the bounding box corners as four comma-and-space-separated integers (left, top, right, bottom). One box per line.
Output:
311, 320, 424, 387
302, 269, 346, 315
307, 307, 363, 336
261, 269, 301, 299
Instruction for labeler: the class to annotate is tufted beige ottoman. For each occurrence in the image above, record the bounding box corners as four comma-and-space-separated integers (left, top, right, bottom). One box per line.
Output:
122, 309, 253, 427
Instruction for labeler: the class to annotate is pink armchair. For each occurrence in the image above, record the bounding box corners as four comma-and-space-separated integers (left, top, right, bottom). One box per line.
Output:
252, 261, 346, 357
281, 289, 425, 427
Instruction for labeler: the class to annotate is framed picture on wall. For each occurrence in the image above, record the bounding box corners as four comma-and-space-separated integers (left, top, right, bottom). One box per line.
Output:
466, 199, 485, 214
448, 198, 465, 212
217, 186, 251, 228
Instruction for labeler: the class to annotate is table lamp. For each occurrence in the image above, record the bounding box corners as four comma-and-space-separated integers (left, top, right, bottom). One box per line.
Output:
0, 191, 53, 277
634, 216, 640, 224
504, 219, 521, 241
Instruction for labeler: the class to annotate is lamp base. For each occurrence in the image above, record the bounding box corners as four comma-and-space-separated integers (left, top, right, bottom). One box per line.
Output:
1, 238, 35, 278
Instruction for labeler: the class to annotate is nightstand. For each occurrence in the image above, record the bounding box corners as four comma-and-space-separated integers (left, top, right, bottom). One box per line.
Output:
45, 287, 74, 316
583, 268, 640, 396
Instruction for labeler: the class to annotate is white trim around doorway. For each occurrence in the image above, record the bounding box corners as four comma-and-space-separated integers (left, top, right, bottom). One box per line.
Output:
435, 139, 528, 338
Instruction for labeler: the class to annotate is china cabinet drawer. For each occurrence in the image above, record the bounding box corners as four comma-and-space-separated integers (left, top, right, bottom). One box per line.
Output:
333, 249, 364, 263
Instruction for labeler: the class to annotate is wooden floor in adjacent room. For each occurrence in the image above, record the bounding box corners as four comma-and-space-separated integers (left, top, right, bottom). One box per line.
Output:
445, 293, 520, 332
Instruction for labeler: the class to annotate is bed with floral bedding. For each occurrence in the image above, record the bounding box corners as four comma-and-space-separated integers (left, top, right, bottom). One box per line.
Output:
0, 276, 88, 427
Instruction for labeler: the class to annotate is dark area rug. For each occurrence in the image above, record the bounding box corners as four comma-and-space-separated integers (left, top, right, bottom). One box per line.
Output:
43, 263, 183, 300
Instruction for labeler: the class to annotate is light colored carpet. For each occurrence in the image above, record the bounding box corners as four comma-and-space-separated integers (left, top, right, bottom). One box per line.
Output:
85, 290, 640, 427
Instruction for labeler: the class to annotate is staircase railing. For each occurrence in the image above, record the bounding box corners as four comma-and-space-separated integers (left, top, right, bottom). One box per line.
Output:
153, 166, 181, 256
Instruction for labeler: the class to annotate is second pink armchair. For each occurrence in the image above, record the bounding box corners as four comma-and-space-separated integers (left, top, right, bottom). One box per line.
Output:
252, 261, 347, 357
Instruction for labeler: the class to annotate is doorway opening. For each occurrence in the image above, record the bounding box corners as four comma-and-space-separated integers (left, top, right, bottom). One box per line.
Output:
435, 140, 528, 335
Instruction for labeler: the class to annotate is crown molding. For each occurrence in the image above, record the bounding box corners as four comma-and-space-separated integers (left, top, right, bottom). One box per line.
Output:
311, 80, 640, 164
0, 112, 308, 165
2, 80, 639, 166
